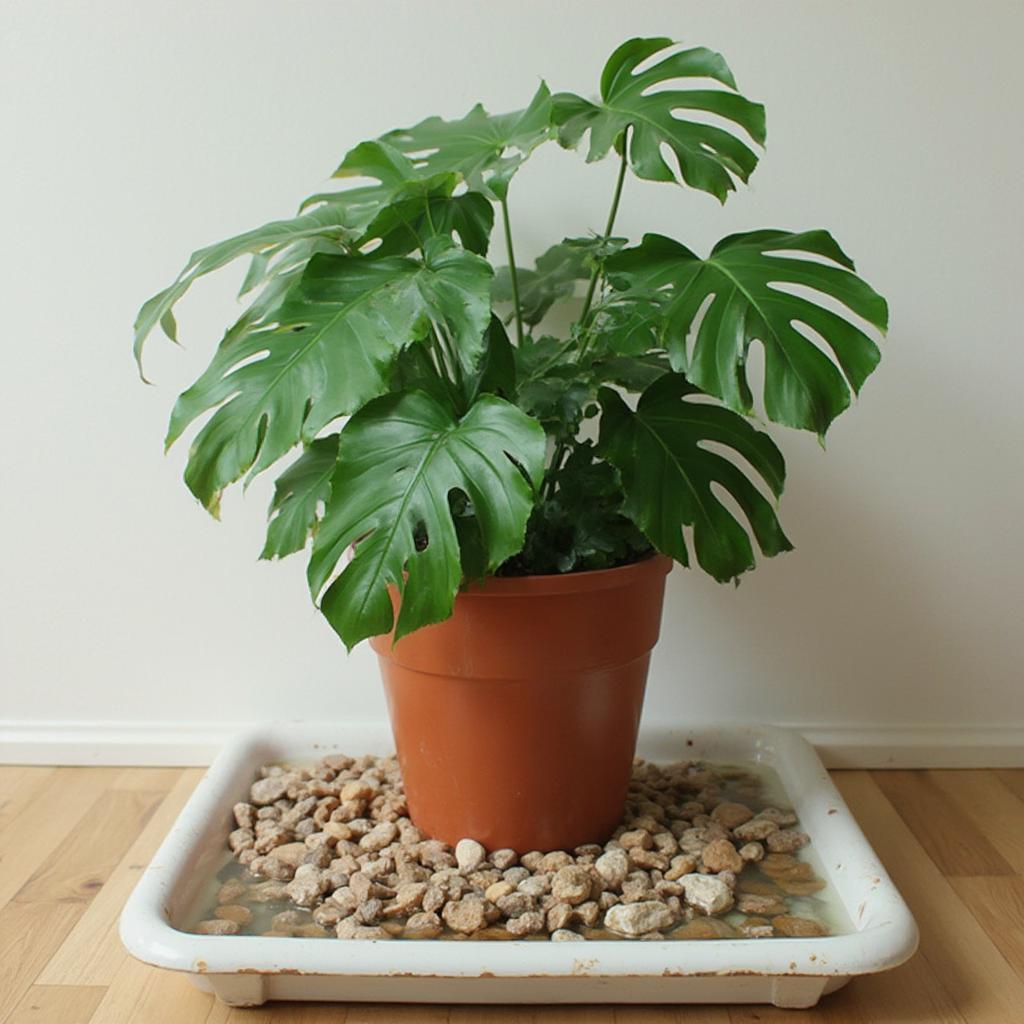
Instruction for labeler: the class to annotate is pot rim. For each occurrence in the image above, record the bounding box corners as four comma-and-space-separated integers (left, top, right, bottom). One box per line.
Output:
457, 551, 673, 597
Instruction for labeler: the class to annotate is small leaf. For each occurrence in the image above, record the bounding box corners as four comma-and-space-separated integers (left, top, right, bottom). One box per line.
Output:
308, 391, 546, 648
552, 37, 765, 202
379, 82, 554, 201
261, 435, 339, 559
598, 374, 792, 582
607, 230, 888, 433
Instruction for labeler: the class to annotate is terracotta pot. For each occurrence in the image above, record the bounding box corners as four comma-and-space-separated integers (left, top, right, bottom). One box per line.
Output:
369, 554, 672, 852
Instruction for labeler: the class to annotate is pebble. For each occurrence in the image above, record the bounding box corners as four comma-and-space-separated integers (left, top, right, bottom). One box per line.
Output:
214, 904, 252, 926
551, 928, 585, 941
455, 838, 486, 873
595, 848, 629, 888
442, 896, 487, 934
551, 866, 591, 905
679, 874, 734, 915
196, 918, 239, 935
604, 901, 675, 937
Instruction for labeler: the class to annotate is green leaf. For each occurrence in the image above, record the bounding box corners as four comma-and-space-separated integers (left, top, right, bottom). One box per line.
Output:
133, 203, 356, 372
606, 230, 888, 434
466, 315, 517, 403
358, 189, 494, 257
169, 237, 492, 511
308, 391, 546, 648
598, 374, 792, 582
379, 82, 554, 200
593, 352, 672, 392
552, 37, 765, 202
302, 141, 451, 228
261, 435, 339, 559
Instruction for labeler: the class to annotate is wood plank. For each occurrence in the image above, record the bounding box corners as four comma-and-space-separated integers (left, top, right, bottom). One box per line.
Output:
871, 770, 1013, 877
0, 900, 83, 1023
949, 876, 1024, 985
0, 768, 121, 908
996, 769, 1024, 805
40, 769, 204, 986
928, 770, 1024, 874
835, 771, 1024, 1022
5, 985, 105, 1024
87, 957, 213, 1024
0, 768, 56, 838
112, 767, 186, 792
14, 787, 164, 905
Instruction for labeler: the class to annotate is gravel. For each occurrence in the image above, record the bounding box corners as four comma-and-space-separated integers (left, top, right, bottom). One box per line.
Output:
191, 752, 832, 941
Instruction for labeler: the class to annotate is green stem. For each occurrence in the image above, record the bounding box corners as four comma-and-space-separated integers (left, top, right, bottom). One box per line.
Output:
500, 196, 524, 346
577, 128, 630, 344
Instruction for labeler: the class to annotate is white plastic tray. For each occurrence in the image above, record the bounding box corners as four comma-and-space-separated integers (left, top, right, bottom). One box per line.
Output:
120, 722, 917, 1008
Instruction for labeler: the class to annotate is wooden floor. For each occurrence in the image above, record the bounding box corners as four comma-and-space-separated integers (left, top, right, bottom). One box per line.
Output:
1, 767, 1023, 1023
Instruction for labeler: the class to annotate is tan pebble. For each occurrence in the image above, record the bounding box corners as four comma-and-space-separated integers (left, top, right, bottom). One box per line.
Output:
760, 807, 798, 828
293, 923, 329, 938
339, 781, 375, 802
496, 891, 536, 918
517, 875, 551, 897
520, 851, 544, 871
490, 848, 518, 870
551, 928, 585, 941
442, 896, 487, 934
701, 839, 743, 874
404, 911, 443, 939
195, 918, 239, 935
766, 829, 810, 854
214, 904, 252, 926
710, 801, 754, 830
575, 900, 600, 927
551, 865, 591, 906
777, 878, 827, 896
737, 892, 788, 916
506, 909, 546, 936
738, 842, 764, 862
772, 915, 828, 937
595, 848, 629, 889
217, 878, 248, 905
547, 902, 574, 931
619, 829, 653, 851
485, 880, 515, 903
629, 848, 669, 871
272, 842, 309, 868
732, 817, 779, 842
360, 822, 399, 853
672, 917, 737, 940
664, 854, 699, 881
539, 851, 573, 873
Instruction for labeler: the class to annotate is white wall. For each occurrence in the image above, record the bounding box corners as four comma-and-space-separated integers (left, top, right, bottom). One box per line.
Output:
2, 0, 1022, 764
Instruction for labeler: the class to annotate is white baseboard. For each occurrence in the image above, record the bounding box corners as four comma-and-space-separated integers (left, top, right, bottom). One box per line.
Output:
0, 720, 1021, 769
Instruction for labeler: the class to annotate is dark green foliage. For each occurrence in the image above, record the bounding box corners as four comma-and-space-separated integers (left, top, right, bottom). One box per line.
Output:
136, 37, 887, 647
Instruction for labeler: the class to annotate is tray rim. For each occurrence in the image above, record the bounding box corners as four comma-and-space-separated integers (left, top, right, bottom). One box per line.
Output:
119, 721, 918, 982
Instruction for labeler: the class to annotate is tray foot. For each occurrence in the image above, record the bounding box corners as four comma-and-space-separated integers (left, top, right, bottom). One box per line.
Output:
771, 976, 828, 1008
208, 974, 268, 1007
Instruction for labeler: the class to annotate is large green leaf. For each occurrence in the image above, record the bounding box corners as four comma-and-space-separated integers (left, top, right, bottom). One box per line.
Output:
607, 230, 888, 434
308, 391, 546, 648
598, 374, 792, 582
378, 83, 553, 200
168, 237, 492, 511
133, 204, 355, 371
261, 435, 339, 560
552, 37, 765, 202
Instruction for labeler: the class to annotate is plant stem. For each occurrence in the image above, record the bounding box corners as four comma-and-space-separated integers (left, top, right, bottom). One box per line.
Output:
500, 196, 524, 346
577, 128, 630, 336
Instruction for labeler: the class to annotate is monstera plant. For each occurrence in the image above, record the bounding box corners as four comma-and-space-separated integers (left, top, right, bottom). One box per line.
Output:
136, 35, 887, 849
